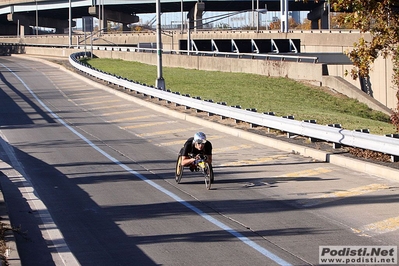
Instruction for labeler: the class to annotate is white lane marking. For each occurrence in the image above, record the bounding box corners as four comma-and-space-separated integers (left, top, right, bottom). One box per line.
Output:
4, 64, 292, 266
1, 64, 79, 265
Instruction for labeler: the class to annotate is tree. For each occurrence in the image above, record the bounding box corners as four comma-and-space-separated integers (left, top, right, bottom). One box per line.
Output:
267, 18, 299, 30
331, 0, 399, 131
268, 20, 280, 30
330, 12, 354, 29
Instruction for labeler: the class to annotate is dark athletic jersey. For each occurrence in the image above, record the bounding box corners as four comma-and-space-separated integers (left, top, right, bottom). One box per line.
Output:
181, 137, 212, 157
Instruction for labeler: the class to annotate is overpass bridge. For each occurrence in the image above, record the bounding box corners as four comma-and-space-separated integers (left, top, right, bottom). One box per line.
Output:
0, 0, 328, 35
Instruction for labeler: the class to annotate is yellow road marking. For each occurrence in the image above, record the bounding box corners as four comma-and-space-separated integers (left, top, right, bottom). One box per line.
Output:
281, 167, 332, 178
88, 104, 132, 111
72, 95, 112, 101
157, 135, 223, 147
213, 144, 253, 153
108, 115, 156, 123
79, 99, 121, 106
326, 183, 390, 198
221, 154, 288, 167
68, 91, 98, 96
298, 183, 390, 207
359, 216, 399, 234
138, 127, 197, 137
101, 109, 144, 116
122, 121, 177, 129
158, 140, 184, 146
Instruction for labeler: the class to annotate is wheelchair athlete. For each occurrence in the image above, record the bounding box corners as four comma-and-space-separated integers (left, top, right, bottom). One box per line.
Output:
180, 132, 212, 172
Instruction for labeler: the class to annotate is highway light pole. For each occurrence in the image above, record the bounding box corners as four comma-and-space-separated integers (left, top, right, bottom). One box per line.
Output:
181, 0, 183, 32
280, 0, 288, 32
35, 0, 38, 36
156, 0, 166, 89
251, 0, 254, 28
69, 0, 72, 47
256, 0, 259, 31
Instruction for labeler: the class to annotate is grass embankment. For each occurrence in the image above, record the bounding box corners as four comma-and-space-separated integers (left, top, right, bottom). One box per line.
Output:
81, 58, 396, 135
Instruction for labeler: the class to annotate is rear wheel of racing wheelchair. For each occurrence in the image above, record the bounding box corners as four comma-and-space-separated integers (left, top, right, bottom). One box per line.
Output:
175, 154, 183, 183
203, 162, 214, 190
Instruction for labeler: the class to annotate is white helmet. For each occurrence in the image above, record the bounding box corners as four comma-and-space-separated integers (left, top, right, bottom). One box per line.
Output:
193, 132, 207, 144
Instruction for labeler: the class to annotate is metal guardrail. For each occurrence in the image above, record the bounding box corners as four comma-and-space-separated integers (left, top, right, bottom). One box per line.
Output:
68, 52, 399, 158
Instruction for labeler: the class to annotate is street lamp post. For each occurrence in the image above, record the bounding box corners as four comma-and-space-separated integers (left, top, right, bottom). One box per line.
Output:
181, 0, 184, 32
256, 0, 259, 31
155, 0, 166, 89
187, 18, 192, 55
69, 0, 72, 47
280, 0, 288, 32
35, 0, 38, 36
252, 0, 254, 28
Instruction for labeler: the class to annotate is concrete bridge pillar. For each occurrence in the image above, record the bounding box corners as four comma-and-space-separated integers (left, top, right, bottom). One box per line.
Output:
6, 14, 32, 36
89, 6, 139, 32
187, 2, 205, 31
307, 2, 330, 29
19, 24, 29, 37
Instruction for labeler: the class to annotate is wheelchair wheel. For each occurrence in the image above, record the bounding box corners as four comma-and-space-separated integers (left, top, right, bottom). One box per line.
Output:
203, 162, 213, 190
175, 154, 183, 183
209, 164, 214, 184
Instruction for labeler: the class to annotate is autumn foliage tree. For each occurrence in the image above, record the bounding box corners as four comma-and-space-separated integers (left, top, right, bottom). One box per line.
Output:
331, 0, 399, 131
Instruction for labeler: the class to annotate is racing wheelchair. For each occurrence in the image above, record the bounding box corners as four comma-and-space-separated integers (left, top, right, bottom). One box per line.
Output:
175, 151, 214, 190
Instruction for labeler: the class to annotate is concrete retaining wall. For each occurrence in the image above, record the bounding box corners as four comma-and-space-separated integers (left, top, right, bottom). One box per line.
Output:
89, 48, 324, 82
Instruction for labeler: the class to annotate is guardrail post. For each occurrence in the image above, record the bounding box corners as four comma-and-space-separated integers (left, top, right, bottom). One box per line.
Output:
193, 97, 202, 113
205, 99, 214, 116
303, 120, 319, 142
282, 115, 295, 138
385, 134, 399, 162
232, 105, 242, 123
327, 124, 342, 148
263, 112, 275, 132
355, 129, 370, 134
246, 108, 258, 128
217, 102, 227, 119
183, 94, 191, 109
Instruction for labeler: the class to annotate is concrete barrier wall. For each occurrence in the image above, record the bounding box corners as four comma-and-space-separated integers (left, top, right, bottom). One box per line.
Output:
92, 48, 324, 82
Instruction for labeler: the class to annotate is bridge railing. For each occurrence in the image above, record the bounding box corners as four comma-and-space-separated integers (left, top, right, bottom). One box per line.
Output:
89, 45, 319, 62
68, 51, 399, 160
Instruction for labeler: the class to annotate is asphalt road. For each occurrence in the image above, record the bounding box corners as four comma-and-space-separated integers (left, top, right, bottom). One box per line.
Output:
0, 56, 398, 266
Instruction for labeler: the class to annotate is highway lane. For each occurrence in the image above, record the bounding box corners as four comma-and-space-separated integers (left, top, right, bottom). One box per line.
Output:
0, 56, 398, 265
